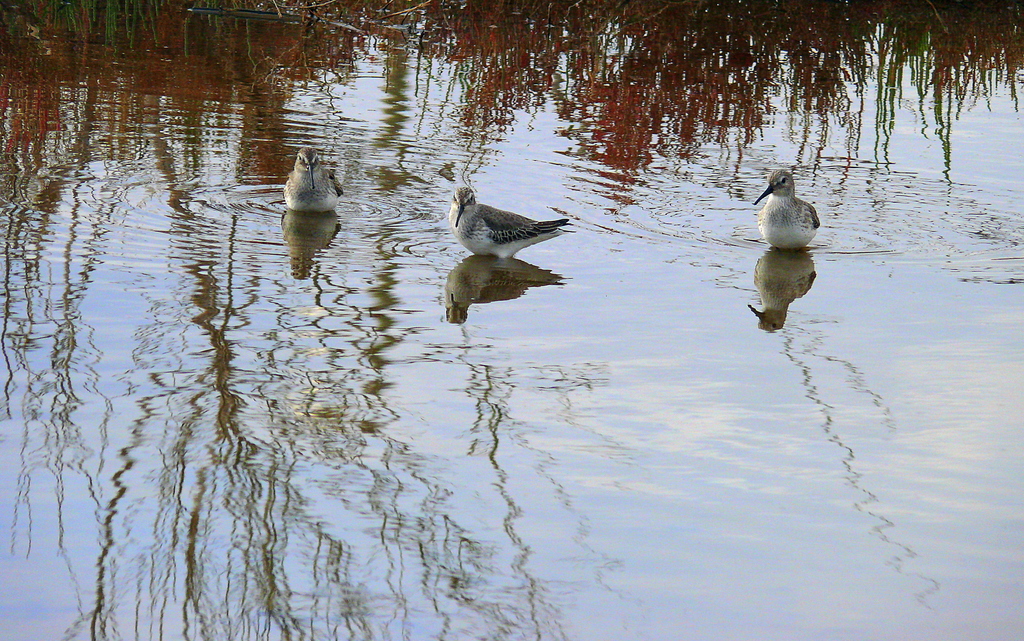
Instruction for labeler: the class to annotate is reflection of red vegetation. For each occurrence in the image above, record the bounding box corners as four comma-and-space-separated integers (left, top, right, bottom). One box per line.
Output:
1, 0, 1022, 177
0, 5, 363, 175
0, 81, 64, 153
422, 0, 1023, 172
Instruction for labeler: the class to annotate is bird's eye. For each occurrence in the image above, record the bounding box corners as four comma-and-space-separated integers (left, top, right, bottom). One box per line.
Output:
780, 177, 787, 184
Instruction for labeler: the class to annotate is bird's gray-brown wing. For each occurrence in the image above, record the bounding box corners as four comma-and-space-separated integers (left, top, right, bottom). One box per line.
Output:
329, 171, 343, 197
806, 201, 820, 229
480, 205, 570, 244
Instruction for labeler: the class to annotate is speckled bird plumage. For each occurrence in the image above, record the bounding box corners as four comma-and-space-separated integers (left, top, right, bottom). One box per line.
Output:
753, 169, 820, 250
284, 147, 343, 212
448, 187, 571, 258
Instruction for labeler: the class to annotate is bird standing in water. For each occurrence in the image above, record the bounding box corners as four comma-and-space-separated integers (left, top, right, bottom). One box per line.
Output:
448, 187, 571, 259
284, 147, 343, 212
753, 169, 820, 250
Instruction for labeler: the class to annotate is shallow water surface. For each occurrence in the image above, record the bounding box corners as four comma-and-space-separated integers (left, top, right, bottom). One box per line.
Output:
1, 1, 1022, 639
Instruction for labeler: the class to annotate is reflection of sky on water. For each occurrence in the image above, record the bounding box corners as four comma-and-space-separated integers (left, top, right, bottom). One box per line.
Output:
1, 2, 1023, 639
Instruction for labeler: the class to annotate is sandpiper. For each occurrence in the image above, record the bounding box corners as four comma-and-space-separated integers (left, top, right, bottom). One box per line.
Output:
752, 169, 820, 250
448, 187, 571, 258
284, 147, 343, 212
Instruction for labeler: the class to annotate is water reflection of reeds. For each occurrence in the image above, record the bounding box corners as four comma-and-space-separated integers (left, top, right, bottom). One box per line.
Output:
1, 1, 1022, 638
422, 0, 1023, 171
4, 0, 1021, 175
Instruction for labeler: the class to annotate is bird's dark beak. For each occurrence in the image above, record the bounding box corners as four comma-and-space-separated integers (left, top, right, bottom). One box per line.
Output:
446, 293, 468, 324
455, 202, 466, 227
753, 184, 773, 205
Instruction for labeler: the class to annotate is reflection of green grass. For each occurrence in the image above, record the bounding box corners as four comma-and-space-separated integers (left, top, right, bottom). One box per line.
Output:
29, 0, 164, 41
13, 0, 1024, 170
868, 2, 1022, 172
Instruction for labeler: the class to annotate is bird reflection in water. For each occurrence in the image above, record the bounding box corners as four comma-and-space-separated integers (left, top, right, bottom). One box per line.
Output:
748, 249, 816, 331
281, 210, 340, 279
444, 255, 565, 323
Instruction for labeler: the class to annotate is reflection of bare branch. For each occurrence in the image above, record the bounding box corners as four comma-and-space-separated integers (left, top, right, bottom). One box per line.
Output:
780, 328, 941, 605
458, 360, 612, 641
2, 1, 1020, 637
